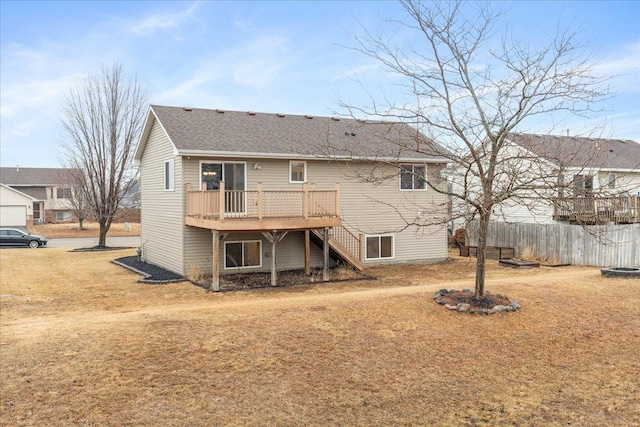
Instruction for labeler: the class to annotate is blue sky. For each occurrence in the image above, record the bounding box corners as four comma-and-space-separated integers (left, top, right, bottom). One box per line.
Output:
1, 1, 639, 168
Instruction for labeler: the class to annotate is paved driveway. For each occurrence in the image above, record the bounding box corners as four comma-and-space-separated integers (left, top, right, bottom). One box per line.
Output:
46, 236, 141, 249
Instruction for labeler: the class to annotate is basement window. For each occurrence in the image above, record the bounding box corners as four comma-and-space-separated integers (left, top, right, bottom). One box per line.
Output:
365, 235, 394, 260
225, 241, 262, 269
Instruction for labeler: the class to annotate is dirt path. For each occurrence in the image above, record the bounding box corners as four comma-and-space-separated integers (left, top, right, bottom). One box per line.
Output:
2, 265, 601, 339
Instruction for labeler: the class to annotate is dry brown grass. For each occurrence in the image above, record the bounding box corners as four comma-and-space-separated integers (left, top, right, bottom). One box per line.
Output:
28, 222, 141, 238
1, 248, 639, 426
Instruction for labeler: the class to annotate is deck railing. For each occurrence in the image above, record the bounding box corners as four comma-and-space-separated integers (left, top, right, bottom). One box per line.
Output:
553, 196, 639, 224
186, 182, 341, 221
330, 226, 364, 262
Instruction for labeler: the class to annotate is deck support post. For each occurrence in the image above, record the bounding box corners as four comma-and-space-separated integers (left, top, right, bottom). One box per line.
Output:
211, 230, 220, 292
262, 231, 287, 287
323, 227, 330, 282
304, 230, 311, 275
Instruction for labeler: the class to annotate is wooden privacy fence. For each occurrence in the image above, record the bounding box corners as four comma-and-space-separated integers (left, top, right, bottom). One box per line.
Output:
466, 221, 640, 267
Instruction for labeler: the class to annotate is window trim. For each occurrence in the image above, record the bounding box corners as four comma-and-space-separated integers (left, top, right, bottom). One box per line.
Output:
399, 164, 427, 191
364, 234, 395, 261
164, 159, 175, 191
289, 160, 307, 184
224, 240, 263, 270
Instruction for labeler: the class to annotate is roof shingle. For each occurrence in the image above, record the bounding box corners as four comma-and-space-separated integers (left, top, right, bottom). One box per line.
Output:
509, 133, 640, 170
149, 105, 446, 161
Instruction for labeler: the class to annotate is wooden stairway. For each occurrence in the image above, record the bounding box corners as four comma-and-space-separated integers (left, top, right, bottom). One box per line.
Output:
310, 227, 364, 271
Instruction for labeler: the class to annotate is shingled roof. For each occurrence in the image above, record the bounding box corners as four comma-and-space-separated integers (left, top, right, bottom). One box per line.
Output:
135, 105, 447, 162
0, 167, 76, 186
509, 133, 640, 170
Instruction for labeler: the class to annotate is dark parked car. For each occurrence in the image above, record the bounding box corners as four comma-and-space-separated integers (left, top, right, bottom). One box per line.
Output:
0, 228, 48, 248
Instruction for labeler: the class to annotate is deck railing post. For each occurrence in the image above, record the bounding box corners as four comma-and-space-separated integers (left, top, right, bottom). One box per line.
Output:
359, 233, 364, 262
186, 183, 192, 217
219, 181, 225, 222
335, 183, 341, 217
257, 182, 263, 220
302, 183, 308, 219
200, 182, 206, 218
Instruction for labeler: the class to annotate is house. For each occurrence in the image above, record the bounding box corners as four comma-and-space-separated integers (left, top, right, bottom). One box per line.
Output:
0, 184, 37, 228
0, 167, 77, 224
134, 105, 449, 288
451, 134, 640, 226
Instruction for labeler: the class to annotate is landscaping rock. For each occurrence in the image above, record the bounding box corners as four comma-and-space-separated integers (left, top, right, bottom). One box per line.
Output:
493, 305, 506, 313
445, 304, 458, 310
509, 301, 521, 311
462, 288, 472, 293
457, 303, 471, 312
434, 292, 442, 299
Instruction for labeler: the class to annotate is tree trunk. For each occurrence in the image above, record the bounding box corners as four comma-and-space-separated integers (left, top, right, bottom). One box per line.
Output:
98, 221, 109, 247
78, 218, 85, 230
474, 212, 490, 299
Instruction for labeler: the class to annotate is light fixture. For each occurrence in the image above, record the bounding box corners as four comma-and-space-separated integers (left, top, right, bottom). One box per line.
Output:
253, 163, 261, 170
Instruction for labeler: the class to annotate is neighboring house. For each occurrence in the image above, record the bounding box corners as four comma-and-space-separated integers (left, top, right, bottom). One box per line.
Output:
453, 134, 640, 225
0, 167, 77, 224
0, 183, 37, 227
134, 105, 449, 287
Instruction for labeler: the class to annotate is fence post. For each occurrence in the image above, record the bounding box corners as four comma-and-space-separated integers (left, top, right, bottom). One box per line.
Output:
335, 183, 341, 217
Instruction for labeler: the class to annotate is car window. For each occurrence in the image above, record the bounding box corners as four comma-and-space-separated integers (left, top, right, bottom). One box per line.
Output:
8, 230, 23, 236
0, 230, 7, 236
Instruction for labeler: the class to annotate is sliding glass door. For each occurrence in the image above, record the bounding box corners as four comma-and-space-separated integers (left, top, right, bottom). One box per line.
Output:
201, 162, 246, 214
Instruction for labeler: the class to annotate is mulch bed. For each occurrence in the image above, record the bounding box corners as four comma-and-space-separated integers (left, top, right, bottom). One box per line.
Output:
113, 256, 373, 289
437, 290, 512, 309
113, 256, 185, 283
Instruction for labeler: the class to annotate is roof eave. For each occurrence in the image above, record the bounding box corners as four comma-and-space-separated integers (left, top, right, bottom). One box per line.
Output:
176, 149, 447, 163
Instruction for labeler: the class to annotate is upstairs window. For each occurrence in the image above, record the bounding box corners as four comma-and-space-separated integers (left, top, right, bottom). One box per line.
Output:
608, 173, 616, 189
400, 164, 426, 190
290, 161, 307, 183
164, 159, 175, 191
57, 187, 72, 199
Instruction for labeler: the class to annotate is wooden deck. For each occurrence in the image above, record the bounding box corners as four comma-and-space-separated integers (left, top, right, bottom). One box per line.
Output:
553, 196, 640, 224
185, 182, 365, 290
185, 182, 342, 231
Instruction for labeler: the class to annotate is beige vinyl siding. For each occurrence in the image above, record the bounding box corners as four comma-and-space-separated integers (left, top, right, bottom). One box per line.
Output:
181, 157, 447, 270
139, 119, 184, 275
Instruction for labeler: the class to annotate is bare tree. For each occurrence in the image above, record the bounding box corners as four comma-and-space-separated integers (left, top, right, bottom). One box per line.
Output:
60, 64, 148, 247
339, 0, 608, 298
57, 168, 91, 229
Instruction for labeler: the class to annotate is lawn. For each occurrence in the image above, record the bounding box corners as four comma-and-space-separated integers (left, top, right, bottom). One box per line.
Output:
1, 248, 638, 426
28, 222, 141, 239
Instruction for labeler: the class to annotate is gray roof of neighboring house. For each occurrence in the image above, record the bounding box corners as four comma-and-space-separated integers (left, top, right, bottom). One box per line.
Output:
139, 105, 447, 162
0, 167, 77, 186
509, 133, 640, 170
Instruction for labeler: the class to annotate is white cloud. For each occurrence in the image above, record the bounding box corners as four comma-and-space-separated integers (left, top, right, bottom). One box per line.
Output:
130, 2, 201, 39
